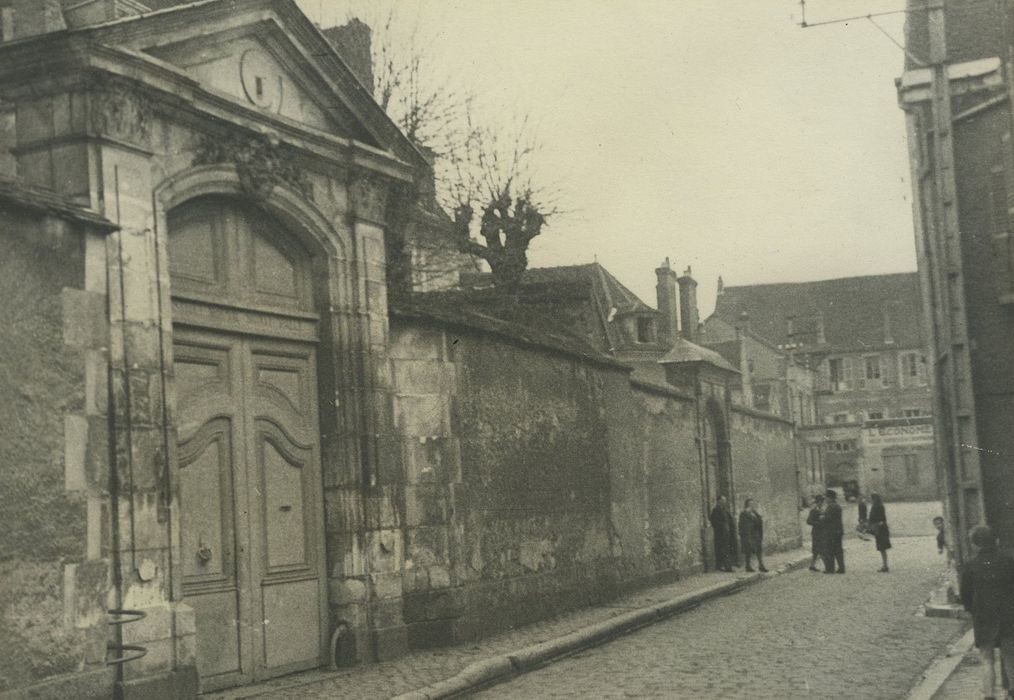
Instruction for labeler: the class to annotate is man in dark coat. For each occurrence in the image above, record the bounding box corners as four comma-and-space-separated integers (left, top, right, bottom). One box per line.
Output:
821, 489, 845, 574
709, 495, 734, 572
738, 498, 767, 572
961, 525, 1014, 699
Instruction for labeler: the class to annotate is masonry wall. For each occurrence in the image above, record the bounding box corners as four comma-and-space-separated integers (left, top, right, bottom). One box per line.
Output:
606, 381, 703, 584
729, 407, 802, 551
0, 210, 113, 697
389, 315, 802, 650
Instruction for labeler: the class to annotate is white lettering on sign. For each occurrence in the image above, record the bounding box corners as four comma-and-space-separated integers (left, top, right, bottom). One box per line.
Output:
864, 423, 933, 445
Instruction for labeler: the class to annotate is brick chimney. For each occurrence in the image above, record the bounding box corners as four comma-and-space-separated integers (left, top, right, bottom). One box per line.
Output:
736, 312, 753, 408
677, 266, 699, 343
815, 310, 826, 345
323, 18, 374, 94
882, 304, 895, 345
655, 257, 680, 346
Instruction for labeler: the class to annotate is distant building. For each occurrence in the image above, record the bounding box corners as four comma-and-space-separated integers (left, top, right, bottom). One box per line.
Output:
459, 262, 674, 382
899, 0, 1014, 560
705, 273, 936, 501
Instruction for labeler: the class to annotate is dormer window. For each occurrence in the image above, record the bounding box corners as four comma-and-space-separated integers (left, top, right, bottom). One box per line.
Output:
636, 317, 656, 343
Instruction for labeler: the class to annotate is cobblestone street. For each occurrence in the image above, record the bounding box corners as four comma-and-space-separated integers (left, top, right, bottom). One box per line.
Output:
474, 537, 963, 699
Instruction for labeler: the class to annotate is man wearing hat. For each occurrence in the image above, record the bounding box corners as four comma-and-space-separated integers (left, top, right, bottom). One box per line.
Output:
821, 489, 845, 574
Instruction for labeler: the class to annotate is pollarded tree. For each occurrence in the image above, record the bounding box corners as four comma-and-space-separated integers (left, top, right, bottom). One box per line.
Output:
329, 3, 560, 296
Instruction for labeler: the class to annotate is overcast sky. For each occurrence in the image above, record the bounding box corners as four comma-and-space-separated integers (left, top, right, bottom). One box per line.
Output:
298, 0, 915, 317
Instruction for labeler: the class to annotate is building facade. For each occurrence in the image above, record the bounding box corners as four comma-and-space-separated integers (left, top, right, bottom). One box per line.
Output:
0, 4, 808, 699
0, 1, 428, 696
899, 0, 1014, 560
706, 273, 937, 501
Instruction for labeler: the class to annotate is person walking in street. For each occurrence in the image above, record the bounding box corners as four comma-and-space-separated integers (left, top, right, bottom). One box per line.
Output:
856, 494, 872, 541
867, 493, 892, 572
806, 494, 826, 571
960, 525, 1014, 700
821, 489, 845, 574
709, 495, 734, 572
738, 498, 767, 573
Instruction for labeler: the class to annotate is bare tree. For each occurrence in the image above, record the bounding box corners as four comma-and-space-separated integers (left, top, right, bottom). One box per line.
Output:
333, 3, 561, 296
445, 111, 557, 298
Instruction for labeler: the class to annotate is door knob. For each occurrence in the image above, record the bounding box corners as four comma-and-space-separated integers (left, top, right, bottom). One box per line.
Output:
197, 538, 213, 564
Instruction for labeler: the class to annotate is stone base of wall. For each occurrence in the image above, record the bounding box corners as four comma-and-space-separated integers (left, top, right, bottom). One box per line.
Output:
116, 665, 198, 700
2, 666, 115, 700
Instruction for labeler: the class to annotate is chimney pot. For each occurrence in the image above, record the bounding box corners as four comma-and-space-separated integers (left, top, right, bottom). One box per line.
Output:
655, 258, 680, 346
677, 270, 700, 343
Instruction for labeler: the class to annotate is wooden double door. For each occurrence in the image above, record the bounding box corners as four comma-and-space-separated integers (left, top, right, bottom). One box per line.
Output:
174, 328, 326, 691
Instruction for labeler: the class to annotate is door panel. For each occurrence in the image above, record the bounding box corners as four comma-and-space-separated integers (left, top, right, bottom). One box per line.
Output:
246, 340, 325, 676
262, 578, 321, 670
174, 330, 325, 689
175, 341, 250, 690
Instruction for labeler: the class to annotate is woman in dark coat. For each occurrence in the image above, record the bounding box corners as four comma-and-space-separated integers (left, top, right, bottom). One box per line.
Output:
806, 494, 826, 571
738, 498, 767, 573
868, 493, 891, 572
961, 525, 1014, 700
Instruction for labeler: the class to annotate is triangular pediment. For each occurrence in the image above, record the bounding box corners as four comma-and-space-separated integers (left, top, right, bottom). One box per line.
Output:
85, 0, 424, 167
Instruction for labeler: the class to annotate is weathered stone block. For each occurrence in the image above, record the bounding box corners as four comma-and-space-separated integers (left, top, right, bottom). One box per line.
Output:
366, 529, 402, 574
393, 394, 450, 437
121, 604, 173, 644
369, 571, 403, 601
121, 636, 173, 680
428, 566, 451, 590
363, 491, 400, 530
388, 323, 445, 361
62, 289, 108, 349
405, 530, 448, 572
405, 486, 447, 528
369, 597, 404, 628
64, 413, 89, 493
84, 350, 109, 416
371, 624, 408, 661
328, 578, 367, 606
324, 488, 363, 535
392, 359, 452, 395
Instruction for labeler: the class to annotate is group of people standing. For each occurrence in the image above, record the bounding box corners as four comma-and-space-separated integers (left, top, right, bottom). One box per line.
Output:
806, 489, 892, 573
805, 489, 847, 573
709, 496, 767, 573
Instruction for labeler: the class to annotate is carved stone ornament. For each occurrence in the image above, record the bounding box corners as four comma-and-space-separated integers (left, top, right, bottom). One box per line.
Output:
350, 172, 389, 224
192, 131, 313, 201
87, 75, 155, 146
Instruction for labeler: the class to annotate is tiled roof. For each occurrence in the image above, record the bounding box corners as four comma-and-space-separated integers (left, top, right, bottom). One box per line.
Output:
389, 293, 630, 371
460, 263, 656, 315
710, 273, 924, 352
0, 178, 117, 231
658, 338, 740, 373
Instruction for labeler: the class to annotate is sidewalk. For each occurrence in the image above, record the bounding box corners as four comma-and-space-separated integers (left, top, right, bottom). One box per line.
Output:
209, 542, 856, 699
912, 629, 1014, 700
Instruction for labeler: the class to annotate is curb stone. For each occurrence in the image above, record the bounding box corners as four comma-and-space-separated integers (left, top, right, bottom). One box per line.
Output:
905, 628, 974, 700
393, 555, 809, 700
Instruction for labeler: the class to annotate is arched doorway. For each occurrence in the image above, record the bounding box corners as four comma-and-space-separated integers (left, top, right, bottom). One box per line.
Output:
703, 400, 732, 507
168, 196, 327, 691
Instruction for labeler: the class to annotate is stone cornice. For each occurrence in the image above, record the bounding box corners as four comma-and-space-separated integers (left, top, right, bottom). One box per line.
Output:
0, 39, 415, 184
75, 0, 428, 173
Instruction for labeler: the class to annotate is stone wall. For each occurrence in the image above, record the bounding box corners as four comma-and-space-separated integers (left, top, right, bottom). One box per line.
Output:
0, 208, 114, 697
389, 314, 803, 649
729, 407, 802, 551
